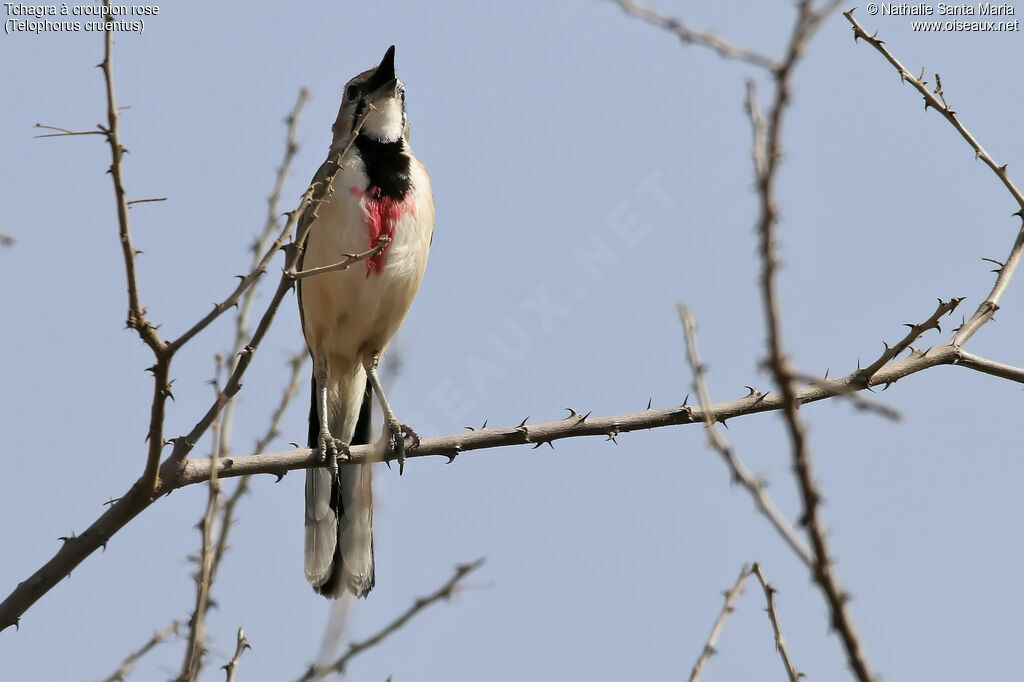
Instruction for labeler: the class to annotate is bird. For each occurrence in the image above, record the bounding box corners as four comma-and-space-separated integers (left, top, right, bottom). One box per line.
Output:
295, 45, 434, 598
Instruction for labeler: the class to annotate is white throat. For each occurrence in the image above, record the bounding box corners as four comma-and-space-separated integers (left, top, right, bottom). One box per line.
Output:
361, 98, 405, 142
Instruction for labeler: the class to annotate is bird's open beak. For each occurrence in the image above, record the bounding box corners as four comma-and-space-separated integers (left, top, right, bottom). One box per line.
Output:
365, 45, 398, 97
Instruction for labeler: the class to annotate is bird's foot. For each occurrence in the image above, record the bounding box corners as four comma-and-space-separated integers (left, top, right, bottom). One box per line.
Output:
318, 431, 351, 479
385, 419, 420, 475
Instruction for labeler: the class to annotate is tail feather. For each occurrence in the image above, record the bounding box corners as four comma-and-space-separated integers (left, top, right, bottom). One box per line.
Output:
304, 370, 375, 598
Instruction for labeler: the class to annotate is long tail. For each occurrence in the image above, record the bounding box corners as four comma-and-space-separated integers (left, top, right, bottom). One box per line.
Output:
304, 370, 375, 598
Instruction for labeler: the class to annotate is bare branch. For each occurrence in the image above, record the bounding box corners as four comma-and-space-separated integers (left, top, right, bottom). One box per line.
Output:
33, 123, 105, 138
611, 0, 779, 70
843, 10, 1024, 349
679, 305, 814, 567
689, 564, 752, 682
954, 351, 1024, 383
791, 372, 901, 422
753, 4, 876, 680
857, 298, 963, 382
752, 563, 801, 682
98, 620, 180, 682
290, 237, 391, 280
180, 356, 228, 682
222, 628, 251, 682
4, 333, 1019, 633
298, 559, 486, 681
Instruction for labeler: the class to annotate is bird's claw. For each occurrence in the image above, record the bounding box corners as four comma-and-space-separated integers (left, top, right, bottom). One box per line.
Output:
386, 420, 419, 475
318, 432, 350, 479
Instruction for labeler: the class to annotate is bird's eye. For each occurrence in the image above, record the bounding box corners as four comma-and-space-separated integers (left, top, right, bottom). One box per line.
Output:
345, 84, 360, 101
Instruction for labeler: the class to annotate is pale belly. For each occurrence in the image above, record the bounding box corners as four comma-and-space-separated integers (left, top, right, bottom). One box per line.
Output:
299, 169, 432, 372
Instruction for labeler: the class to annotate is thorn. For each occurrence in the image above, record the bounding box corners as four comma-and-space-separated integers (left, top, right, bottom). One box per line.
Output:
445, 452, 458, 464
823, 368, 829, 380
683, 393, 690, 407
274, 470, 286, 482
463, 426, 475, 432
531, 442, 543, 450
480, 419, 488, 430
58, 534, 76, 544
516, 417, 529, 429
546, 441, 555, 450
646, 397, 653, 410
745, 385, 757, 397
564, 408, 587, 423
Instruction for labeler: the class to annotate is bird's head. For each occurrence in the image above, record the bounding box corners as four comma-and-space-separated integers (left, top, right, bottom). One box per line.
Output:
332, 45, 408, 144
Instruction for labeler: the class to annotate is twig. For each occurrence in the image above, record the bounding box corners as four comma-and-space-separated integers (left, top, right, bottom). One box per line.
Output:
689, 564, 752, 682
791, 372, 901, 422
180, 356, 228, 682
32, 123, 105, 138
94, 0, 173, 497
679, 305, 814, 567
98, 620, 180, 682
752, 4, 876, 680
298, 559, 486, 681
843, 10, 1024, 349
857, 298, 963, 383
221, 628, 251, 682
611, 0, 779, 70
290, 237, 391, 280
172, 340, 1024, 487
752, 563, 801, 682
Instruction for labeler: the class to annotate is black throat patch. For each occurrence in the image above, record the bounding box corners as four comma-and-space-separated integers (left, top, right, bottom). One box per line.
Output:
354, 136, 412, 200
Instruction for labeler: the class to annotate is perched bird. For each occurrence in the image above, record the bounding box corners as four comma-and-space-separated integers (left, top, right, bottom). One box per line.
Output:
296, 45, 434, 598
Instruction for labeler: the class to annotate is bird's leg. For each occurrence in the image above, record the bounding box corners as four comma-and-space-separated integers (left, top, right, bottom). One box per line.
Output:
365, 351, 419, 474
314, 358, 349, 478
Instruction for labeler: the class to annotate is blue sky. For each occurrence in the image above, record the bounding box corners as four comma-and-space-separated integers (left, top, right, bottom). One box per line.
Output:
2, 1, 1023, 680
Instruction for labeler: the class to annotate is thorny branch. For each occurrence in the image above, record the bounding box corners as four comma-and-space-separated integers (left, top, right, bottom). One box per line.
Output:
842, 10, 1024, 350
679, 305, 814, 567
610, 0, 779, 70
179, 357, 229, 682
290, 236, 391, 280
752, 563, 801, 682
751, 2, 875, 681
165, 333, 1024, 486
689, 564, 752, 682
297, 559, 486, 681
